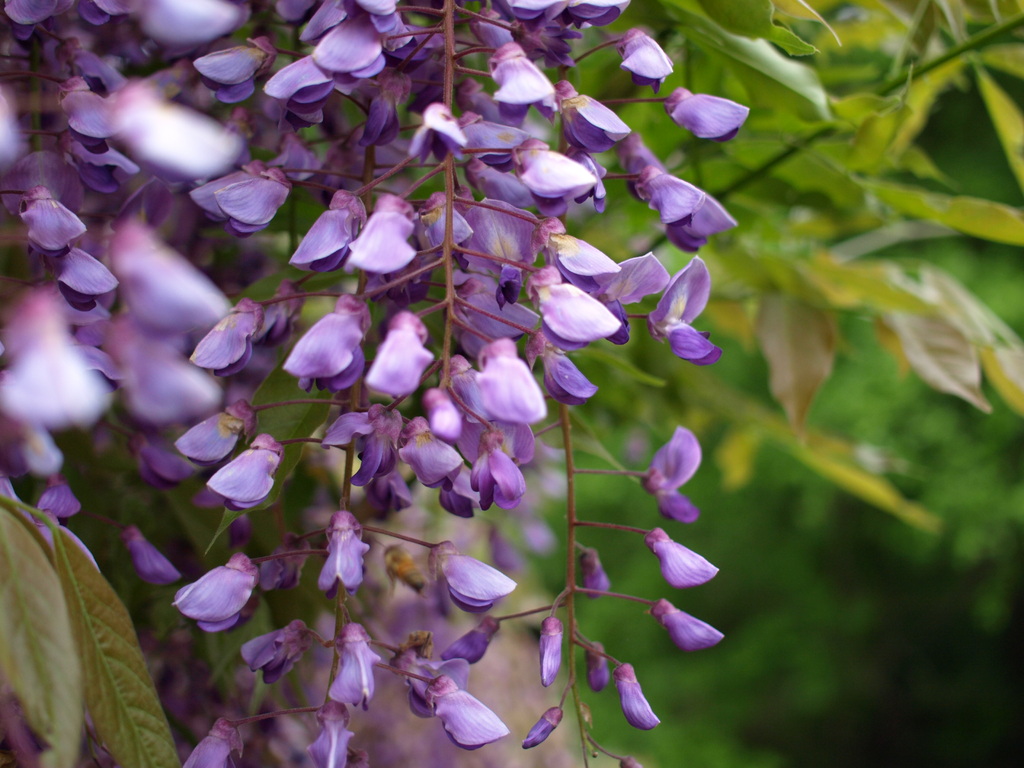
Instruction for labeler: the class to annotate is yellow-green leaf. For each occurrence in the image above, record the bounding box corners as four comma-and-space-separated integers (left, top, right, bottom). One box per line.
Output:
862, 179, 1024, 245
49, 525, 178, 768
696, 0, 817, 55
981, 345, 1024, 417
756, 294, 837, 432
979, 43, 1024, 80
885, 313, 991, 412
714, 427, 761, 490
662, 2, 831, 121
792, 445, 942, 532
0, 507, 83, 768
976, 66, 1024, 196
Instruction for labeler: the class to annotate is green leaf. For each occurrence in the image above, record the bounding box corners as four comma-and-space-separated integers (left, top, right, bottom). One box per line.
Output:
981, 345, 1024, 417
755, 294, 836, 432
696, 0, 816, 55
211, 362, 333, 546
979, 43, 1024, 80
575, 345, 666, 388
662, 2, 831, 121
49, 524, 179, 768
790, 445, 943, 532
976, 66, 1024, 196
0, 506, 83, 768
885, 313, 991, 412
861, 179, 1024, 245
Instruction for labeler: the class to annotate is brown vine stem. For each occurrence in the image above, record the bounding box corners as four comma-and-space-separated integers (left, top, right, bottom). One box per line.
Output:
440, 0, 458, 388
559, 402, 590, 767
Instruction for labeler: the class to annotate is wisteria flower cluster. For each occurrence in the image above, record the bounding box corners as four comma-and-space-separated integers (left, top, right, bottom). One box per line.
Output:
0, 0, 748, 766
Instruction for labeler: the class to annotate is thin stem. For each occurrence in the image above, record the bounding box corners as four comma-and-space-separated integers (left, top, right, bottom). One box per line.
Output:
454, 296, 536, 335
455, 7, 517, 30
374, 662, 433, 684
362, 524, 436, 548
559, 402, 589, 767
78, 509, 125, 530
353, 155, 417, 197
440, 0, 458, 388
574, 520, 649, 535
252, 399, 337, 412
455, 196, 539, 223
575, 587, 655, 606
249, 549, 327, 564
494, 602, 561, 623
226, 706, 318, 727
575, 37, 621, 63
573, 467, 644, 477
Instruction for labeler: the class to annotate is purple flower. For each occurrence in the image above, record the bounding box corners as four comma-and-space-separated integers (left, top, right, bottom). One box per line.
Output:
522, 707, 563, 749
137, 438, 194, 490
240, 619, 311, 683
111, 83, 242, 182
194, 38, 277, 104
423, 388, 461, 442
617, 29, 673, 92
106, 319, 222, 427
173, 552, 259, 632
614, 663, 660, 730
175, 401, 255, 466
579, 547, 611, 595
665, 87, 749, 142
426, 674, 510, 750
283, 295, 369, 390
182, 719, 242, 768
260, 533, 309, 591
643, 426, 702, 522
666, 193, 738, 252
440, 615, 500, 664
289, 190, 366, 272
345, 194, 416, 274
36, 476, 80, 519
489, 42, 555, 124
644, 527, 718, 589
328, 623, 382, 709
556, 80, 630, 153
317, 510, 370, 597
537, 217, 619, 292
121, 525, 181, 585
432, 540, 517, 613
515, 140, 597, 217
49, 247, 118, 311
398, 417, 463, 489
322, 404, 403, 486
307, 701, 354, 768
470, 430, 527, 511
460, 113, 531, 170
190, 161, 291, 237
635, 165, 706, 228
478, 338, 547, 424
206, 434, 283, 511
595, 252, 671, 308
409, 103, 467, 161
586, 643, 610, 691
138, 0, 243, 48
539, 616, 563, 687
110, 221, 230, 335
263, 55, 334, 127
0, 290, 109, 430
527, 266, 621, 348
650, 598, 723, 651
565, 0, 629, 26
191, 299, 265, 376
66, 69, 115, 127
312, 13, 385, 75
647, 256, 722, 366
19, 186, 86, 254
359, 68, 410, 147
365, 312, 434, 397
